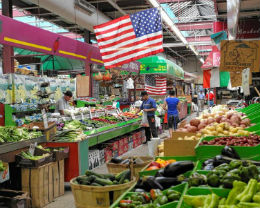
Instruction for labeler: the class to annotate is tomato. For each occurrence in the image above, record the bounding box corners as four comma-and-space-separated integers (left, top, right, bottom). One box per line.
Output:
146, 166, 160, 171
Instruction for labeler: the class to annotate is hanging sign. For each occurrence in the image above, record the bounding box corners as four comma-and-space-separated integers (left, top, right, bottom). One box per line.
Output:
242, 68, 250, 96
220, 40, 260, 72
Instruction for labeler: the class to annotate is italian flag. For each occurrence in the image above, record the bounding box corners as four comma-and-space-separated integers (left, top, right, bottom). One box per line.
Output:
203, 68, 230, 88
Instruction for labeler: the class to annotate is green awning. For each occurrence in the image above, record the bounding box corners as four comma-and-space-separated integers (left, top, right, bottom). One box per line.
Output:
138, 56, 184, 79
14, 48, 85, 71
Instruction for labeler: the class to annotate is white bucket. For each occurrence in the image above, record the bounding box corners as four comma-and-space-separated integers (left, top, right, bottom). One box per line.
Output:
148, 137, 161, 157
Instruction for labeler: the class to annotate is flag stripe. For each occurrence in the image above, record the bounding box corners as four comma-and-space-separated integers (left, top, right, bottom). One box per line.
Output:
99, 34, 136, 49
96, 28, 135, 43
106, 48, 164, 68
93, 15, 130, 31
104, 44, 163, 67
95, 21, 132, 37
100, 34, 163, 56
145, 76, 167, 95
102, 37, 163, 61
100, 31, 162, 50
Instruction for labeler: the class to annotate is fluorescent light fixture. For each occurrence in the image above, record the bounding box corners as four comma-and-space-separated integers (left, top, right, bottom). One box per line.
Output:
148, 0, 201, 57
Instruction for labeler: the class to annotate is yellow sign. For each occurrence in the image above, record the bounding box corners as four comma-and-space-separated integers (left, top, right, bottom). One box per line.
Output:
220, 40, 260, 72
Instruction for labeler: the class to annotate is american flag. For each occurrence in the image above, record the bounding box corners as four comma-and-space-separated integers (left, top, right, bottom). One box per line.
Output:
145, 75, 167, 96
93, 8, 163, 69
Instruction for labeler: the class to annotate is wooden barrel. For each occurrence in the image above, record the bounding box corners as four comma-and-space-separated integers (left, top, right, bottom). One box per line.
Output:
106, 156, 153, 176
70, 178, 135, 208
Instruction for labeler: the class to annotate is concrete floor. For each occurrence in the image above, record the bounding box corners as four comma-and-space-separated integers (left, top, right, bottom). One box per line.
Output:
45, 113, 196, 208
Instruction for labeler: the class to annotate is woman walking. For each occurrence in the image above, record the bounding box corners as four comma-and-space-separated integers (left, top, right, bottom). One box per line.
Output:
163, 90, 181, 138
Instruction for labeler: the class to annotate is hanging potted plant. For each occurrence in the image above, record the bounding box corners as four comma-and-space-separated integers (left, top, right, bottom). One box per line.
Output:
103, 71, 112, 81
93, 72, 103, 81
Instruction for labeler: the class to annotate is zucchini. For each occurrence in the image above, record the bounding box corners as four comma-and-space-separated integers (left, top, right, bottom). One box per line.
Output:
94, 177, 113, 186
90, 182, 103, 186
76, 176, 93, 185
85, 170, 104, 178
115, 169, 129, 181
113, 180, 119, 185
102, 173, 115, 181
119, 170, 131, 184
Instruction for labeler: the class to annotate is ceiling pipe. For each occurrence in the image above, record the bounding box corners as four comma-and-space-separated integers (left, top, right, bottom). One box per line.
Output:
105, 0, 127, 15
26, 0, 111, 32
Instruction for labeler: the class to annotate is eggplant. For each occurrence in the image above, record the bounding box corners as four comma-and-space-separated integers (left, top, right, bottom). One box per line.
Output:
154, 177, 180, 189
142, 176, 163, 191
110, 158, 123, 164
221, 146, 240, 159
213, 155, 231, 167
155, 169, 165, 178
163, 161, 194, 177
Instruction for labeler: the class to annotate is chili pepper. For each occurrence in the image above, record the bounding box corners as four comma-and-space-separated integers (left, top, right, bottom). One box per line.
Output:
253, 192, 260, 203
236, 179, 258, 202
225, 180, 247, 205
150, 189, 162, 201
142, 193, 151, 203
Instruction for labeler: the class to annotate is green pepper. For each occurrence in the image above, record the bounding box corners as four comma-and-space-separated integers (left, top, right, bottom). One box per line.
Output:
183, 195, 207, 207
240, 166, 250, 183
208, 194, 219, 208
253, 192, 260, 203
248, 165, 259, 180
222, 173, 241, 188
225, 180, 247, 205
202, 194, 212, 208
157, 195, 168, 205
150, 189, 163, 201
168, 193, 181, 201
166, 189, 180, 196
236, 179, 258, 202
207, 173, 220, 187
229, 160, 243, 170
237, 202, 260, 208
229, 168, 241, 175
216, 163, 230, 172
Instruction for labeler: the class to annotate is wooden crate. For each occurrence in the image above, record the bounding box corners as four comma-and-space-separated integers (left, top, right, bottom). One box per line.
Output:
70, 178, 135, 208
21, 160, 64, 208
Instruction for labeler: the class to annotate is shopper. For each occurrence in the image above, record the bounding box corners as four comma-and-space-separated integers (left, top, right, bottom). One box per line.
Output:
163, 90, 180, 138
135, 91, 158, 142
206, 90, 215, 107
198, 89, 205, 112
55, 91, 73, 115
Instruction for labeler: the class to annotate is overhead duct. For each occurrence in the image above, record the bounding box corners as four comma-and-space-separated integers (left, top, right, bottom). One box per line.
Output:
26, 0, 111, 32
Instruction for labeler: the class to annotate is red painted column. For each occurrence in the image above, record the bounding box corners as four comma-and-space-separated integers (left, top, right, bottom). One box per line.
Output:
84, 30, 92, 97
2, 0, 14, 74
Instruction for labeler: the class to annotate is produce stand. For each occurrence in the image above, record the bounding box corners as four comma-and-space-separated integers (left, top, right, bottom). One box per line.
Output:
46, 118, 141, 182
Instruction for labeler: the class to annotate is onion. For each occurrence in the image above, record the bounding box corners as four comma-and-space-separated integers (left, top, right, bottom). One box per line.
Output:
187, 126, 197, 133
240, 124, 246, 129
241, 118, 250, 126
190, 119, 201, 127
198, 123, 206, 130
227, 113, 234, 119
230, 115, 241, 124
208, 118, 215, 124
216, 116, 223, 123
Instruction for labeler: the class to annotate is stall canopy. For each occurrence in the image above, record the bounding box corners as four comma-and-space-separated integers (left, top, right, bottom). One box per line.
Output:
14, 48, 85, 71
138, 56, 184, 79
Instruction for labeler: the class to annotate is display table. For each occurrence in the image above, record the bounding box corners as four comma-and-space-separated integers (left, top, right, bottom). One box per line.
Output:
46, 119, 141, 182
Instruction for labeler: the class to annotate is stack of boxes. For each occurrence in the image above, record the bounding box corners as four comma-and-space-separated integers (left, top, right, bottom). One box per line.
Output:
89, 129, 146, 169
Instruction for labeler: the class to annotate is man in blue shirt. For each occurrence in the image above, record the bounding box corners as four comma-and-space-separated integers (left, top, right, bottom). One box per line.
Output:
136, 91, 158, 141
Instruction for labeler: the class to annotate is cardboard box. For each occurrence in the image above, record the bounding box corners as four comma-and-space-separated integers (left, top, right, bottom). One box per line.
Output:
171, 132, 197, 140
123, 144, 128, 153
99, 149, 105, 165
104, 147, 112, 162
128, 142, 133, 151
123, 137, 128, 145
164, 138, 199, 156
118, 138, 124, 147
0, 162, 9, 183
88, 150, 100, 170
118, 145, 124, 156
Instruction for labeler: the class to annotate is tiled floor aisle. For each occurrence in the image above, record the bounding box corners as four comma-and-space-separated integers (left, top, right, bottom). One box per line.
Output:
45, 113, 196, 207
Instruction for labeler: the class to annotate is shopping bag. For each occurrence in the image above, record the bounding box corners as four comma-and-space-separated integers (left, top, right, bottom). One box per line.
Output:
141, 111, 149, 127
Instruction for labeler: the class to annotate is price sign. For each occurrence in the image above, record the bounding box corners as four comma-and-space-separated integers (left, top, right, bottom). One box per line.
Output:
29, 142, 37, 156
41, 109, 48, 129
89, 108, 93, 119
71, 113, 76, 120
81, 113, 84, 120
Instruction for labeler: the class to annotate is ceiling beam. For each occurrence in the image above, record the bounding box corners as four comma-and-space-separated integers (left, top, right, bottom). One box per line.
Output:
186, 36, 211, 42
196, 45, 212, 51
218, 0, 260, 12
227, 0, 240, 40
158, 0, 192, 3
176, 21, 213, 31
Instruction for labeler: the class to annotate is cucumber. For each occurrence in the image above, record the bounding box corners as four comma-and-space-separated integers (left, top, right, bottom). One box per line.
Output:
102, 173, 115, 181
94, 177, 113, 186
113, 180, 119, 185
115, 169, 130, 182
85, 170, 104, 178
76, 176, 92, 185
119, 170, 131, 184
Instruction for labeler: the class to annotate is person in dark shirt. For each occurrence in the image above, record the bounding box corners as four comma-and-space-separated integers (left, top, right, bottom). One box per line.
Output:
136, 91, 158, 141
163, 90, 181, 138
